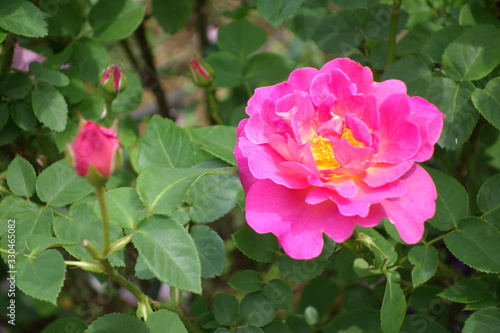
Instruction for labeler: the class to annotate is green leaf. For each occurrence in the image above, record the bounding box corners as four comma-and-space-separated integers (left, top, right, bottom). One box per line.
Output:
188, 126, 237, 166
138, 115, 195, 171
438, 278, 492, 303
322, 308, 381, 333
86, 313, 149, 333
232, 226, 280, 263
313, 10, 361, 54
277, 238, 335, 282
146, 309, 187, 333
442, 25, 500, 81
382, 54, 434, 97
0, 72, 33, 99
342, 284, 378, 311
425, 167, 468, 231
425, 77, 477, 150
299, 276, 339, 317
463, 307, 500, 333
70, 38, 110, 83
262, 322, 293, 333
36, 160, 94, 207
152, 0, 193, 35
191, 225, 226, 278
94, 187, 146, 229
257, 0, 305, 28
186, 171, 240, 223
229, 270, 263, 292
53, 200, 124, 265
132, 215, 201, 293
0, 102, 9, 131
400, 314, 450, 333
0, 0, 48, 37
240, 291, 277, 327
204, 52, 245, 88
262, 279, 293, 311
26, 234, 76, 256
16, 249, 65, 305
0, 196, 39, 237
136, 166, 234, 216
356, 227, 397, 268
89, 0, 146, 42
111, 70, 143, 114
287, 7, 326, 41
408, 245, 438, 287
332, 0, 367, 9
444, 217, 500, 273
134, 254, 155, 280
422, 25, 465, 63
6, 155, 36, 197
40, 317, 87, 333
213, 293, 240, 326
245, 53, 292, 85
472, 77, 500, 131
31, 85, 68, 132
381, 271, 406, 333
10, 99, 36, 131
477, 174, 500, 229
217, 20, 267, 59
35, 68, 70, 87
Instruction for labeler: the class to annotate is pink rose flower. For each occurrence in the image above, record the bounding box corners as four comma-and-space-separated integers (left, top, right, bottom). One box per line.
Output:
234, 58, 445, 260
68, 121, 121, 178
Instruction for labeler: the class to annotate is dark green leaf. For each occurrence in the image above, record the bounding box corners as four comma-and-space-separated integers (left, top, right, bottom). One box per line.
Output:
137, 115, 195, 171
400, 314, 450, 333
6, 155, 36, 197
463, 307, 500, 333
477, 174, 500, 229
240, 291, 277, 327
86, 313, 149, 333
245, 53, 292, 85
262, 322, 293, 333
444, 217, 500, 273
70, 38, 110, 83
332, 0, 367, 9
0, 102, 8, 131
188, 126, 237, 166
35, 68, 70, 87
232, 226, 280, 263
204, 51, 245, 88
472, 77, 500, 131
217, 20, 267, 58
16, 249, 65, 305
356, 227, 397, 268
299, 276, 339, 317
341, 284, 378, 311
40, 317, 87, 333
442, 25, 500, 81
438, 278, 491, 303
313, 11, 361, 54
213, 293, 240, 326
146, 309, 188, 333
262, 279, 293, 311
31, 85, 68, 132
256, 0, 305, 28
191, 225, 226, 278
0, 0, 48, 37
36, 160, 94, 207
322, 308, 381, 333
422, 25, 465, 63
408, 245, 438, 287
381, 271, 406, 333
10, 99, 36, 131
1, 72, 33, 99
112, 69, 142, 114
152, 0, 193, 35
132, 215, 201, 293
229, 270, 263, 292
382, 54, 434, 97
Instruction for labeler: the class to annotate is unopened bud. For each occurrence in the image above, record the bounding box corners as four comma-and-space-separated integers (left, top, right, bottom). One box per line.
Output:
190, 58, 214, 88
100, 65, 127, 101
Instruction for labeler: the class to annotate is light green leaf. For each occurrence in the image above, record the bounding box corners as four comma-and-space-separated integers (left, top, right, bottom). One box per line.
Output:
191, 225, 225, 278
152, 0, 193, 35
425, 167, 468, 231
35, 68, 70, 87
408, 245, 438, 287
6, 155, 36, 197
89, 0, 146, 42
0, 196, 39, 237
204, 51, 245, 88
232, 226, 280, 263
463, 307, 500, 333
217, 20, 267, 59
16, 249, 65, 305
188, 126, 237, 166
36, 160, 94, 207
257, 0, 305, 28
240, 291, 277, 327
26, 234, 76, 256
477, 174, 500, 229
438, 278, 492, 304
472, 77, 500, 131
0, 0, 48, 37
356, 227, 397, 268
381, 271, 406, 333
137, 115, 195, 171
132, 215, 201, 293
146, 309, 187, 333
229, 270, 263, 292
86, 313, 149, 333
444, 217, 500, 273
214, 293, 240, 326
93, 187, 146, 229
442, 25, 500, 81
31, 85, 68, 132
425, 77, 477, 150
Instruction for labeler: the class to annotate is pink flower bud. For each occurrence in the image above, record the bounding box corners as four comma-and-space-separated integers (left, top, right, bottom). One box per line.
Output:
68, 121, 121, 182
190, 59, 214, 88
100, 65, 127, 100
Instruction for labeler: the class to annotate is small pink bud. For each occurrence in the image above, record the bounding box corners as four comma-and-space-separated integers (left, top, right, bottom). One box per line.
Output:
67, 121, 121, 185
100, 65, 127, 100
190, 59, 214, 88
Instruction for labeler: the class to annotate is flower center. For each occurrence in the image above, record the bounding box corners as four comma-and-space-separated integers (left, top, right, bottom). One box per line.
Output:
310, 126, 364, 170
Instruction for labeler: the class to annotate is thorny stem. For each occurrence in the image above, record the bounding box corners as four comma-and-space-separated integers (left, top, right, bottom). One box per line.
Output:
95, 186, 111, 257
386, 0, 402, 68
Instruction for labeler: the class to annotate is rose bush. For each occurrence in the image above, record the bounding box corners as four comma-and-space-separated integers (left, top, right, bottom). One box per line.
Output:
234, 58, 445, 259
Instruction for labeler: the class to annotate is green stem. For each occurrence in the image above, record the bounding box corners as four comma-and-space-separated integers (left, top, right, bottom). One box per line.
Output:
101, 259, 149, 303
386, 0, 402, 68
0, 35, 15, 74
243, 78, 253, 98
425, 229, 457, 246
207, 90, 222, 125
104, 99, 114, 127
152, 303, 203, 333
95, 186, 111, 257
